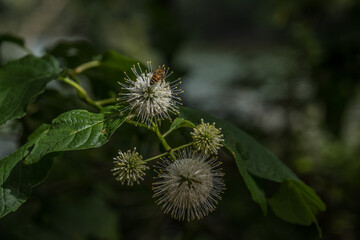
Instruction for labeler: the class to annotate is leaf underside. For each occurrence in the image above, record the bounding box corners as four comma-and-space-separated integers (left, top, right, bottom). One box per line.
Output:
0, 55, 62, 125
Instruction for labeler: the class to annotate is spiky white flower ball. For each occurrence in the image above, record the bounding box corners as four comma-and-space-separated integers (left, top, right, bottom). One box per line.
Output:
118, 62, 182, 126
112, 148, 149, 186
153, 150, 225, 221
191, 119, 224, 155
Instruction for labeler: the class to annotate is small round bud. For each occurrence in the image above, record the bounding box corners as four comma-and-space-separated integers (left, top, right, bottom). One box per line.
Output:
191, 119, 224, 155
111, 148, 149, 186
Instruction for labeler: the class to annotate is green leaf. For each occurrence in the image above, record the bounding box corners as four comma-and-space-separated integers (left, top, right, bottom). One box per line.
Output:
164, 117, 196, 137
0, 55, 62, 125
179, 107, 325, 226
98, 51, 146, 86
24, 107, 125, 165
0, 33, 25, 48
1, 154, 55, 217
233, 153, 267, 214
0, 107, 125, 218
100, 51, 145, 78
170, 117, 196, 130
0, 124, 53, 218
269, 180, 326, 235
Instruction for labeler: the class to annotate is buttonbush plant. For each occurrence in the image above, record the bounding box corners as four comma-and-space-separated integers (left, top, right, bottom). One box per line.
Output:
0, 34, 325, 236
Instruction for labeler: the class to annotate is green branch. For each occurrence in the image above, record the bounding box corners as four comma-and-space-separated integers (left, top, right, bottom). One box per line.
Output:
125, 118, 155, 131
143, 142, 193, 162
162, 128, 173, 138
60, 77, 103, 110
154, 125, 176, 160
74, 60, 100, 74
172, 142, 193, 152
125, 118, 192, 161
144, 151, 169, 162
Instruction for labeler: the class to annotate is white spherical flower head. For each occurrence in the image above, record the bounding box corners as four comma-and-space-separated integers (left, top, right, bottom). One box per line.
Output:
153, 150, 225, 221
112, 148, 149, 186
118, 62, 182, 126
191, 119, 224, 155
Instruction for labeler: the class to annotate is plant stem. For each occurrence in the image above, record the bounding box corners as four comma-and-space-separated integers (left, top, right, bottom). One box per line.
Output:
162, 127, 178, 138
95, 97, 118, 106
143, 142, 193, 162
172, 142, 193, 152
60, 77, 103, 110
144, 151, 169, 162
125, 118, 155, 131
74, 60, 100, 74
162, 129, 172, 138
154, 125, 176, 160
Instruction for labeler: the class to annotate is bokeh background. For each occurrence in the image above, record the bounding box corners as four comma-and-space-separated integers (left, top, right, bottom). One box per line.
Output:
0, 0, 360, 239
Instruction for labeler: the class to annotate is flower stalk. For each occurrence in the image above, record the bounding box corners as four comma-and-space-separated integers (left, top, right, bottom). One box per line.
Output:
144, 143, 193, 162
74, 60, 100, 74
125, 118, 155, 131
154, 125, 176, 160
60, 77, 103, 110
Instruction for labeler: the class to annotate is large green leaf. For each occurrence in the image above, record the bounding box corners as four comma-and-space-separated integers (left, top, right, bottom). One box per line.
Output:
0, 124, 53, 218
179, 107, 325, 227
0, 107, 125, 218
269, 180, 326, 234
233, 152, 267, 214
24, 107, 125, 165
269, 180, 326, 225
0, 55, 62, 125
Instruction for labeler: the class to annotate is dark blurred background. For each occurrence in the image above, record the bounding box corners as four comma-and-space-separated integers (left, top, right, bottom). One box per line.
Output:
0, 0, 360, 239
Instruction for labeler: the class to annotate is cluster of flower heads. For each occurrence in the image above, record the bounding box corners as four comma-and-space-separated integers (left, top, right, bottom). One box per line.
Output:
112, 62, 225, 221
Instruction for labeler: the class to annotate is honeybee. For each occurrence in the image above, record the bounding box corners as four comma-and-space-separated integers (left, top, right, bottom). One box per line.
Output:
150, 67, 166, 85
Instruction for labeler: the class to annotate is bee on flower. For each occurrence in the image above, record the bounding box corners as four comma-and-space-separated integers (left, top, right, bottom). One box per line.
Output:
111, 148, 149, 186
118, 62, 182, 126
153, 149, 225, 221
191, 119, 224, 155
